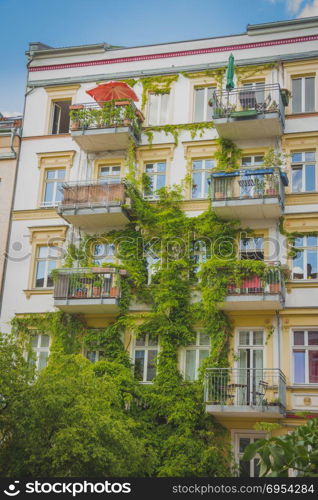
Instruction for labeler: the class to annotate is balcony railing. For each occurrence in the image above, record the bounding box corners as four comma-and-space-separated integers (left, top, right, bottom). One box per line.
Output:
211, 167, 288, 205
58, 180, 127, 210
211, 83, 285, 123
227, 263, 284, 297
69, 100, 143, 139
204, 368, 286, 411
54, 267, 126, 300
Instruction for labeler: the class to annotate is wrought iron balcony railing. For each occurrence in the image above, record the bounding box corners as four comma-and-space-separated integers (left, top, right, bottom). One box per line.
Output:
204, 367, 286, 411
211, 83, 285, 123
53, 267, 126, 300
227, 262, 285, 297
211, 167, 288, 205
69, 100, 143, 139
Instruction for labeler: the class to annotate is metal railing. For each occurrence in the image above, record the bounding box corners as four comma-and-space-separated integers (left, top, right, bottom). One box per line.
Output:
54, 267, 125, 300
211, 83, 285, 124
57, 180, 127, 210
204, 368, 286, 410
227, 263, 284, 296
69, 100, 143, 138
211, 168, 286, 205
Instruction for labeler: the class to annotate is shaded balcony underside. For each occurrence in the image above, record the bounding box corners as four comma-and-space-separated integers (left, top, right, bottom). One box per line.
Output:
222, 293, 284, 310
213, 113, 283, 140
71, 126, 136, 152
212, 196, 283, 220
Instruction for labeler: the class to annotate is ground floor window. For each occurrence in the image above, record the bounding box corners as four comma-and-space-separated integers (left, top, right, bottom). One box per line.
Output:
28, 333, 50, 370
234, 432, 265, 477
133, 334, 158, 382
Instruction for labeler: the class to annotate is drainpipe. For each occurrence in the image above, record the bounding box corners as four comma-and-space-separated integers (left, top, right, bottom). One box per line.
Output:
276, 311, 281, 371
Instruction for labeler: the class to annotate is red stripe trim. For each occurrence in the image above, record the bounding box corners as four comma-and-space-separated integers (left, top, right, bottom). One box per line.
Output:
29, 34, 318, 73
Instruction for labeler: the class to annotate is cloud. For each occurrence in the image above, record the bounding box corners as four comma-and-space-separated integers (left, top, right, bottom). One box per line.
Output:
298, 0, 318, 16
1, 111, 22, 117
286, 0, 304, 13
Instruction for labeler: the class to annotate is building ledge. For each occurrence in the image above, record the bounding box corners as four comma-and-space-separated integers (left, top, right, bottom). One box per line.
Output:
24, 288, 54, 299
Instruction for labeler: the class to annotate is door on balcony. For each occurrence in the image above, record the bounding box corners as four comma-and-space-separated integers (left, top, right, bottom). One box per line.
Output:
235, 433, 265, 477
237, 330, 264, 406
240, 155, 264, 198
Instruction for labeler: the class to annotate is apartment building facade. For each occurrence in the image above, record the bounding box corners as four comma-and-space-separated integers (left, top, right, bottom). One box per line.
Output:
1, 16, 318, 476
0, 114, 21, 304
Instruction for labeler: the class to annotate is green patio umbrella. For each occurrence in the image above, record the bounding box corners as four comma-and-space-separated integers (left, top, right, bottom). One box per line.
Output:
226, 53, 235, 91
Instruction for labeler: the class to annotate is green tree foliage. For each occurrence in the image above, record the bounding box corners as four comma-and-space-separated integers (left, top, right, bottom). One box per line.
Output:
243, 418, 318, 476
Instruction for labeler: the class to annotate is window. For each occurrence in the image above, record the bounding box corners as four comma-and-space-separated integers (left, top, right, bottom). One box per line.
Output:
292, 77, 315, 113
145, 242, 160, 284
148, 93, 169, 125
292, 330, 318, 384
51, 100, 72, 134
99, 165, 121, 183
237, 331, 264, 406
241, 155, 264, 167
240, 156, 265, 198
92, 243, 116, 266
86, 350, 105, 363
144, 162, 166, 198
242, 82, 265, 107
28, 333, 50, 370
235, 433, 264, 477
34, 246, 59, 288
291, 152, 316, 193
192, 240, 208, 274
133, 334, 158, 382
42, 168, 65, 207
194, 87, 215, 122
240, 237, 264, 261
183, 332, 210, 381
292, 236, 318, 280
191, 159, 214, 199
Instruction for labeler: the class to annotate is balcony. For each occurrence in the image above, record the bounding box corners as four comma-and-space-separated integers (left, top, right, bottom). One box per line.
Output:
211, 84, 285, 139
222, 263, 285, 310
57, 180, 131, 229
205, 368, 286, 419
211, 167, 288, 220
69, 100, 143, 152
54, 267, 126, 313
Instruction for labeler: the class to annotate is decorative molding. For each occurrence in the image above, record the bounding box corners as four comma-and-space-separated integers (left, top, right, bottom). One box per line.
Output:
12, 209, 61, 221
22, 134, 71, 141
44, 84, 80, 93
36, 150, 76, 169
28, 225, 68, 244
285, 193, 318, 205
23, 288, 54, 299
29, 34, 318, 73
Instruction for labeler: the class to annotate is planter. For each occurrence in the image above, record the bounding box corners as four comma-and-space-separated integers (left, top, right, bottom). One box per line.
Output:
70, 121, 81, 130
269, 283, 280, 294
266, 188, 278, 196
92, 286, 101, 297
215, 192, 225, 200
123, 118, 132, 126
75, 289, 87, 298
110, 286, 120, 298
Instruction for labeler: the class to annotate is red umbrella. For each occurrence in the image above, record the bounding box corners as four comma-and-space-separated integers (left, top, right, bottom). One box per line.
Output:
86, 81, 138, 104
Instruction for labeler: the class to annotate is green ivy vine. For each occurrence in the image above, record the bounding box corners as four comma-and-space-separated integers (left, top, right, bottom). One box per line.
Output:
143, 122, 215, 146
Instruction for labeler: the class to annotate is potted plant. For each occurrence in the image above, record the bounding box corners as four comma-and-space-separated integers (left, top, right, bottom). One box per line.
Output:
92, 277, 102, 297
69, 104, 84, 130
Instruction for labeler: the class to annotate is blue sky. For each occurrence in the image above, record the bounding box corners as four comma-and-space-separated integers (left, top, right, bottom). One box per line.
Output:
1, 0, 317, 115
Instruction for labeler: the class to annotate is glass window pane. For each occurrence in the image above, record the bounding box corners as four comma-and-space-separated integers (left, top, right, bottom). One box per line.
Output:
305, 152, 315, 162
194, 88, 205, 122
193, 160, 202, 170
294, 331, 304, 345
309, 351, 318, 383
254, 156, 264, 165
253, 331, 263, 345
242, 156, 252, 166
44, 182, 54, 202
292, 168, 302, 192
40, 334, 50, 348
239, 331, 250, 345
145, 164, 154, 173
38, 246, 48, 258
134, 350, 145, 380
239, 437, 251, 453
205, 159, 214, 170
206, 87, 214, 121
307, 250, 317, 279
148, 335, 158, 346
199, 350, 209, 365
35, 261, 46, 287
292, 78, 302, 113
31, 335, 39, 348
94, 244, 104, 257
305, 164, 315, 191
254, 458, 260, 477
293, 251, 304, 279
58, 169, 65, 179
157, 162, 166, 173
47, 260, 57, 287
147, 350, 157, 381
293, 350, 305, 383
308, 331, 318, 345
292, 153, 302, 163
204, 172, 210, 197
86, 351, 97, 363
38, 351, 48, 370
305, 77, 315, 113
294, 237, 304, 248
135, 335, 146, 346
307, 236, 317, 247
192, 172, 202, 199
46, 170, 56, 180
185, 350, 196, 381
160, 94, 169, 124
100, 167, 110, 176
199, 332, 210, 346
156, 174, 166, 190
239, 460, 251, 478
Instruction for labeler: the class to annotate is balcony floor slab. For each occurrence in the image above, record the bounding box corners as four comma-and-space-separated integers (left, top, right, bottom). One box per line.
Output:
212, 197, 283, 220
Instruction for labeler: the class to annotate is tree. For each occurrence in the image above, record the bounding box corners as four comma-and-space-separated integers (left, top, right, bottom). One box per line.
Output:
243, 418, 318, 477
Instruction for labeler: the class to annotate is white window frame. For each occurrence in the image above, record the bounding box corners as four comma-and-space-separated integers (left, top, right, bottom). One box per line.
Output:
133, 334, 159, 383
241, 155, 264, 167
28, 333, 50, 371
86, 349, 105, 363
98, 165, 121, 184
292, 76, 315, 113
144, 161, 166, 199
182, 332, 210, 381
92, 242, 116, 266
51, 99, 72, 134
193, 86, 215, 122
291, 151, 316, 193
41, 168, 66, 207
147, 93, 170, 126
291, 329, 318, 385
191, 159, 214, 199
34, 246, 59, 289
235, 329, 266, 369
292, 235, 318, 280
233, 430, 266, 477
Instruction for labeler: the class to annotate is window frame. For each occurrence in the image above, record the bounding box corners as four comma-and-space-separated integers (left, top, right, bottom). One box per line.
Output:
182, 331, 210, 381
292, 235, 318, 281
144, 161, 167, 199
291, 151, 316, 193
33, 245, 59, 289
147, 92, 170, 126
50, 98, 72, 135
98, 164, 121, 184
291, 329, 318, 385
233, 431, 266, 477
41, 167, 66, 207
193, 86, 216, 122
133, 334, 159, 383
291, 76, 315, 114
191, 158, 215, 199
28, 333, 50, 371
